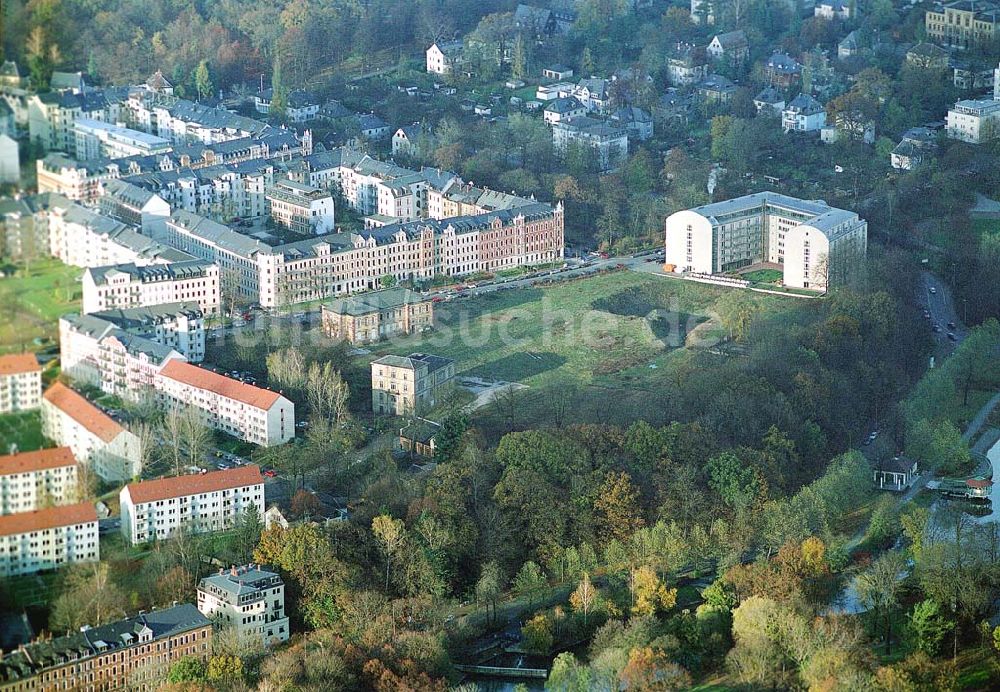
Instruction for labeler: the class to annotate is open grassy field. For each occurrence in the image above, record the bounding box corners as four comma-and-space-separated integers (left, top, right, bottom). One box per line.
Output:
0, 411, 48, 453
368, 271, 739, 390
0, 258, 82, 354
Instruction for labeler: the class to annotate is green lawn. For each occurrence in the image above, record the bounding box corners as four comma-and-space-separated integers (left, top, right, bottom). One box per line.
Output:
368, 271, 734, 390
0, 258, 82, 354
741, 268, 783, 284
0, 410, 49, 453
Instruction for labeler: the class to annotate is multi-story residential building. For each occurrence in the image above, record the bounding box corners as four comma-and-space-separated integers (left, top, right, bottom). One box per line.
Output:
253, 89, 320, 122
74, 118, 172, 161
664, 192, 868, 292
125, 160, 276, 221
120, 466, 265, 545
321, 288, 434, 345
552, 116, 628, 170
0, 604, 212, 691
946, 98, 1000, 142
98, 331, 185, 404
26, 89, 111, 153
814, 0, 850, 19
41, 382, 142, 482
265, 180, 335, 235
122, 93, 271, 146
426, 41, 465, 75
926, 0, 1000, 49
82, 260, 220, 315
0, 353, 41, 414
544, 97, 588, 125
572, 78, 611, 113
371, 353, 455, 416
667, 44, 710, 86
98, 179, 171, 240
707, 30, 749, 64
36, 154, 121, 203
0, 502, 98, 577
0, 196, 49, 262
766, 52, 803, 88
891, 127, 939, 169
154, 361, 294, 446
45, 195, 192, 268
0, 448, 78, 515
391, 123, 423, 157
782, 94, 827, 132
197, 564, 289, 646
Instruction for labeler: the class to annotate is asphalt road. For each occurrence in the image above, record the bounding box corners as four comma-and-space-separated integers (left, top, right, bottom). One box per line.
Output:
920, 270, 967, 359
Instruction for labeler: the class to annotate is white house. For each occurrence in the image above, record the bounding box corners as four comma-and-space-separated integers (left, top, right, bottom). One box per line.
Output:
814, 0, 850, 19
154, 361, 295, 447
0, 134, 18, 185
946, 98, 1000, 143
552, 117, 628, 171
391, 123, 423, 157
98, 179, 171, 241
0, 502, 98, 577
891, 127, 938, 170
254, 89, 320, 123
41, 382, 142, 482
0, 353, 41, 415
782, 93, 827, 132
0, 447, 78, 515
426, 42, 464, 75
543, 97, 588, 125
198, 564, 289, 646
754, 87, 785, 115
707, 31, 749, 64
119, 466, 265, 545
82, 260, 221, 316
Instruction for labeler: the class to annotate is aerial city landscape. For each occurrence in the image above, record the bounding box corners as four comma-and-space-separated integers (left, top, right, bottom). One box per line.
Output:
1, 0, 1000, 689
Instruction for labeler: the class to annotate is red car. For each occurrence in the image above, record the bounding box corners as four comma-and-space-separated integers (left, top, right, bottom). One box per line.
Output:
263, 470, 277, 478
431, 296, 444, 303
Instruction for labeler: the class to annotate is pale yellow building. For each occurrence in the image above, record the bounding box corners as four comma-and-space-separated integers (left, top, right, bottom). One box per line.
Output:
321, 288, 433, 345
371, 353, 455, 416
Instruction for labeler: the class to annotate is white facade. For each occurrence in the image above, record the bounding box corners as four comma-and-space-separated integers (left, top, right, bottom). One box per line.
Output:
426, 42, 463, 75
946, 99, 1000, 143
265, 180, 335, 235
119, 466, 265, 545
41, 382, 142, 482
664, 192, 868, 292
198, 565, 289, 646
782, 95, 827, 132
0, 354, 41, 414
0, 448, 78, 515
82, 260, 221, 315
73, 118, 172, 161
154, 361, 294, 447
0, 134, 18, 185
0, 503, 99, 577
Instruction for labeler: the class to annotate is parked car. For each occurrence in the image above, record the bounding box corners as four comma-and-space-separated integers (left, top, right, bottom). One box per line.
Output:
263, 469, 277, 478
947, 332, 958, 342
929, 286, 937, 294
932, 324, 941, 333
947, 321, 956, 329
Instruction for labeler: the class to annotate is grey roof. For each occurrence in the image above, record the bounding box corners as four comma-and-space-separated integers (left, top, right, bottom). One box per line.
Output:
373, 352, 454, 373
699, 74, 737, 91
431, 41, 464, 57
86, 259, 215, 286
712, 30, 748, 49
357, 113, 388, 131
786, 93, 824, 113
576, 78, 609, 99
168, 210, 270, 257
90, 302, 204, 326
324, 288, 428, 316
54, 199, 189, 262
690, 192, 863, 241
100, 179, 158, 209
755, 86, 784, 103
199, 564, 282, 598
105, 329, 179, 362
545, 96, 585, 114
397, 123, 423, 140
767, 52, 802, 74
557, 115, 626, 138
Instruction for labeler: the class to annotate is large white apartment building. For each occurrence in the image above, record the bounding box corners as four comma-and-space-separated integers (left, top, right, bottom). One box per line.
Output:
41, 382, 142, 482
0, 353, 42, 415
0, 502, 98, 577
46, 195, 192, 268
98, 179, 171, 240
552, 116, 629, 170
119, 466, 265, 545
122, 93, 271, 146
0, 447, 78, 515
36, 154, 122, 203
664, 192, 868, 292
74, 118, 172, 161
946, 98, 1000, 143
154, 361, 295, 446
197, 564, 289, 646
82, 260, 220, 315
265, 179, 335, 235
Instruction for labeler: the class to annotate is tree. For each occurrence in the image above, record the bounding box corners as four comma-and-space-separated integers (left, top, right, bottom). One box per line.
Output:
50, 563, 127, 632
372, 514, 406, 592
547, 652, 591, 691
705, 451, 764, 515
379, 274, 397, 289
514, 561, 547, 609
631, 566, 677, 617
266, 347, 306, 393
908, 599, 951, 656
522, 613, 554, 654
130, 421, 157, 480
620, 647, 692, 691
231, 503, 263, 563
511, 33, 528, 80
476, 561, 503, 626
305, 362, 350, 423
167, 656, 206, 684
715, 290, 760, 342
25, 26, 61, 91
594, 471, 646, 543
269, 52, 287, 120
290, 489, 321, 518
206, 654, 243, 685
156, 565, 195, 603
570, 572, 598, 625
856, 550, 906, 655
193, 60, 213, 101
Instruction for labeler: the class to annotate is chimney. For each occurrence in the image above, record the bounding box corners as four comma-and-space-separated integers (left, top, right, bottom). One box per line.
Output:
230, 565, 237, 576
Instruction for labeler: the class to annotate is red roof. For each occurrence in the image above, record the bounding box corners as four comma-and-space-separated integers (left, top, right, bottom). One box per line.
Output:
0, 502, 97, 536
124, 465, 263, 504
0, 447, 76, 476
967, 478, 992, 489
0, 353, 40, 376
42, 382, 124, 443
159, 361, 282, 410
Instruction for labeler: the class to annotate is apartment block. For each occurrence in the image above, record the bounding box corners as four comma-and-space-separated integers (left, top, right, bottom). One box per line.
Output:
120, 466, 265, 545
946, 98, 1000, 142
0, 196, 49, 263
82, 260, 220, 316
74, 118, 172, 161
552, 116, 629, 170
41, 382, 142, 483
36, 154, 121, 203
154, 361, 294, 446
0, 502, 98, 577
98, 179, 171, 240
0, 448, 78, 515
265, 179, 335, 235
664, 192, 868, 292
371, 353, 455, 416
0, 354, 41, 414
0, 604, 212, 691
198, 564, 289, 646
321, 288, 434, 345
926, 0, 1000, 49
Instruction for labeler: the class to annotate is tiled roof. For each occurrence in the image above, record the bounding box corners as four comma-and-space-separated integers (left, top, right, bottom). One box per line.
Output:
324, 287, 428, 316
43, 383, 124, 443
124, 465, 262, 504
0, 353, 40, 376
0, 447, 76, 476
0, 502, 96, 536
158, 361, 282, 409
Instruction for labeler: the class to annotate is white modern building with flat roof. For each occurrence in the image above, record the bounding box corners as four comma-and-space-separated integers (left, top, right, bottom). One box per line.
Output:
154, 361, 294, 446
41, 382, 142, 482
946, 98, 1000, 143
265, 179, 335, 235
0, 447, 78, 515
120, 466, 265, 545
74, 118, 172, 160
198, 564, 289, 646
664, 192, 868, 292
0, 353, 42, 415
0, 502, 98, 577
